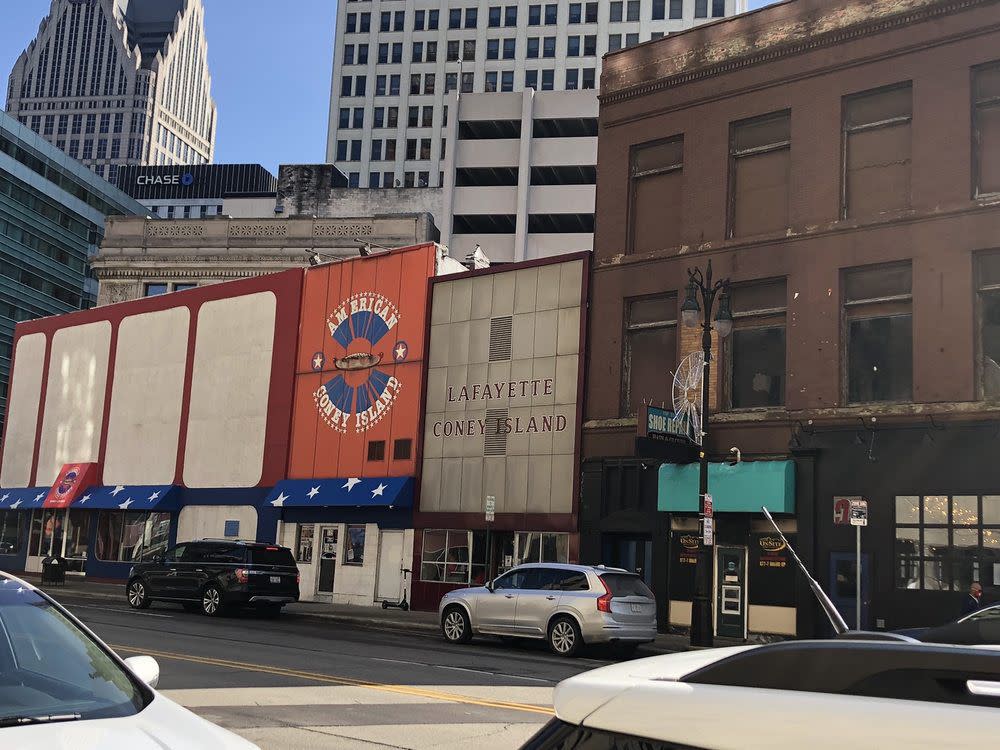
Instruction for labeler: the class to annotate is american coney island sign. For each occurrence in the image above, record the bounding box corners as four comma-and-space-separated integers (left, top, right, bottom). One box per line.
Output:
312, 292, 407, 433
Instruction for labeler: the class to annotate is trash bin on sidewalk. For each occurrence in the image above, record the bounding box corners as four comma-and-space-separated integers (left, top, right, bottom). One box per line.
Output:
41, 556, 66, 586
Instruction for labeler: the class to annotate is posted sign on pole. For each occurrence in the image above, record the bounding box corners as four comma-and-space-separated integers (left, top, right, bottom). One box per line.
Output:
704, 494, 714, 518
485, 495, 496, 523
703, 517, 714, 546
849, 498, 868, 526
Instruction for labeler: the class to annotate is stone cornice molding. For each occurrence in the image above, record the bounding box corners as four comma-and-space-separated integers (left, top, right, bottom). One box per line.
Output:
600, 0, 999, 105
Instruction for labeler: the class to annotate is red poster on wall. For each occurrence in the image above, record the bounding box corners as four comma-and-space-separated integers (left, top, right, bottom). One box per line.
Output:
288, 243, 436, 480
44, 463, 99, 508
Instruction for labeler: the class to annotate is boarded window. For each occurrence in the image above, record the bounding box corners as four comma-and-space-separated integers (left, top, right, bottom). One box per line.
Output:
622, 296, 677, 416
977, 252, 1000, 399
843, 264, 913, 404
729, 112, 791, 238
725, 279, 787, 409
629, 137, 683, 253
843, 85, 912, 219
974, 62, 1000, 197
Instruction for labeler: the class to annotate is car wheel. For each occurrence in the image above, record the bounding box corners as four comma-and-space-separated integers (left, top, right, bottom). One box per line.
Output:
126, 579, 151, 610
441, 606, 472, 644
201, 585, 225, 617
548, 616, 583, 657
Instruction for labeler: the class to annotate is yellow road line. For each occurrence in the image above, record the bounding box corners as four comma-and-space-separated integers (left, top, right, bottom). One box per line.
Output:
111, 644, 555, 717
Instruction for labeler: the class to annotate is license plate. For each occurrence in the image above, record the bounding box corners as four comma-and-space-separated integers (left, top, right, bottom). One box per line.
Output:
269, 576, 281, 584
630, 603, 643, 613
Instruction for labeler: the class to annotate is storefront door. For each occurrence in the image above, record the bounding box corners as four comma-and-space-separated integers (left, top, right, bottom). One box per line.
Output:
376, 530, 405, 603
829, 552, 870, 631
317, 526, 338, 595
25, 508, 88, 574
715, 546, 747, 639
601, 535, 654, 587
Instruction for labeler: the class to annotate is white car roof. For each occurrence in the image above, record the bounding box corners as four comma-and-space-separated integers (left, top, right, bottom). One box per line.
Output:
554, 646, 758, 724
552, 641, 1000, 748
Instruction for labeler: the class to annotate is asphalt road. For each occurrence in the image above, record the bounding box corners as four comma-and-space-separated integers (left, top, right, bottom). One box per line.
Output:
60, 594, 608, 749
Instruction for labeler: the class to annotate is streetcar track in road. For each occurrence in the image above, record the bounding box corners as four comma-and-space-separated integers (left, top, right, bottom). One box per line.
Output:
110, 643, 557, 717
69, 603, 175, 618
68, 603, 606, 676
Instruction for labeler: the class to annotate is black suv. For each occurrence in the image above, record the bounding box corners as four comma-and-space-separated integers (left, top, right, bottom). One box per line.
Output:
126, 539, 300, 617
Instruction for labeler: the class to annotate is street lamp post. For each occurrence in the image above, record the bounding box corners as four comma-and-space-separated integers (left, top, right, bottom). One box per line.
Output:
680, 259, 733, 648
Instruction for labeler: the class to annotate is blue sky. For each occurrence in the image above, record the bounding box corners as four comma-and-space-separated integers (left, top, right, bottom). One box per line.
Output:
1, 0, 776, 174
0, 0, 338, 172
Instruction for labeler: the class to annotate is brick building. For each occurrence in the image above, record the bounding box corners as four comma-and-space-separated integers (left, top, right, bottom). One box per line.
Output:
583, 0, 1000, 638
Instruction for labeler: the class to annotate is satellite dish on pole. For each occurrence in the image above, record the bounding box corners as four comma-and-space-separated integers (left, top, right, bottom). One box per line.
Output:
672, 351, 704, 446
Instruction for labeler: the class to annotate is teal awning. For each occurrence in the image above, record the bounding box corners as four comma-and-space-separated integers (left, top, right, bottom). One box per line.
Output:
658, 460, 795, 514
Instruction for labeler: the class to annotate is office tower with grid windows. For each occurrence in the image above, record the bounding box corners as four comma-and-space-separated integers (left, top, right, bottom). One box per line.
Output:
5, 0, 217, 186
326, 0, 746, 189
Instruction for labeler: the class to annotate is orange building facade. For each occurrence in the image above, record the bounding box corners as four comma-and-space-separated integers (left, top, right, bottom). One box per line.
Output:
269, 243, 438, 606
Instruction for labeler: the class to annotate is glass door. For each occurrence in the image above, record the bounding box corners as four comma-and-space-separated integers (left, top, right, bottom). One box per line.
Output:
317, 526, 338, 595
25, 509, 90, 574
63, 510, 91, 574
27, 509, 61, 573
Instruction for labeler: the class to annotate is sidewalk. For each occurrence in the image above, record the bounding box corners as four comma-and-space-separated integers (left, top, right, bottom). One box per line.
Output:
26, 575, 751, 654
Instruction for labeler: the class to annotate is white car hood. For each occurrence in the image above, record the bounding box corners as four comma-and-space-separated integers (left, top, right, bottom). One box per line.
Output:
1, 692, 256, 750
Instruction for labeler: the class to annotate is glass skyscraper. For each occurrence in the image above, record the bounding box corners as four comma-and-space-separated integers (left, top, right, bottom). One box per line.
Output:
0, 110, 146, 422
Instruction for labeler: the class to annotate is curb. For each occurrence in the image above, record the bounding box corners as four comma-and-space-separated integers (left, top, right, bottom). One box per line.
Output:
43, 586, 442, 634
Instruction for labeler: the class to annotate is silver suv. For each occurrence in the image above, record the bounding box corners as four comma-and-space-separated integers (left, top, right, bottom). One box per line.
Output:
439, 563, 657, 657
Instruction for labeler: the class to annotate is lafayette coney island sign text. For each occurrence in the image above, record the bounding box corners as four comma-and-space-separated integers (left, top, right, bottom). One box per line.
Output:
433, 377, 568, 437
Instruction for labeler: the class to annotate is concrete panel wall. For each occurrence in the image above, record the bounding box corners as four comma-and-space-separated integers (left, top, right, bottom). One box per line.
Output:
456, 140, 520, 168
183, 292, 277, 488
528, 184, 595, 214
526, 233, 594, 259
1, 334, 47, 487
177, 505, 259, 544
36, 322, 112, 485
453, 186, 518, 215
103, 308, 189, 485
531, 138, 598, 167
422, 259, 584, 516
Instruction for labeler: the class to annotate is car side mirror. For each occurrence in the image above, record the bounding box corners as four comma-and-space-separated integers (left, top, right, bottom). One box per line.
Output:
152, 555, 163, 565
124, 655, 160, 689
486, 581, 495, 593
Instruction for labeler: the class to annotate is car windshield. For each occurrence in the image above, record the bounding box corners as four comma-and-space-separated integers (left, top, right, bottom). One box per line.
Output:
0, 583, 147, 723
600, 573, 654, 598
247, 546, 296, 567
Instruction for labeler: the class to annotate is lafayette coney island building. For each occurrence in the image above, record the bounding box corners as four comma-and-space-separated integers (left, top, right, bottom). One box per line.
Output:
412, 254, 588, 611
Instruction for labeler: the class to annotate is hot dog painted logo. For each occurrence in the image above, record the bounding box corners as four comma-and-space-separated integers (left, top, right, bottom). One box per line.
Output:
313, 292, 405, 433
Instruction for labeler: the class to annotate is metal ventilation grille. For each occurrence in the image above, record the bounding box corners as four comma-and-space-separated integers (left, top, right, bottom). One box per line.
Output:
484, 408, 509, 456
489, 316, 513, 361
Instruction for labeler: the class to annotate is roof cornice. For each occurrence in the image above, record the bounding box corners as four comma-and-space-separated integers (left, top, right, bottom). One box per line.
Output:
600, 0, 1000, 105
